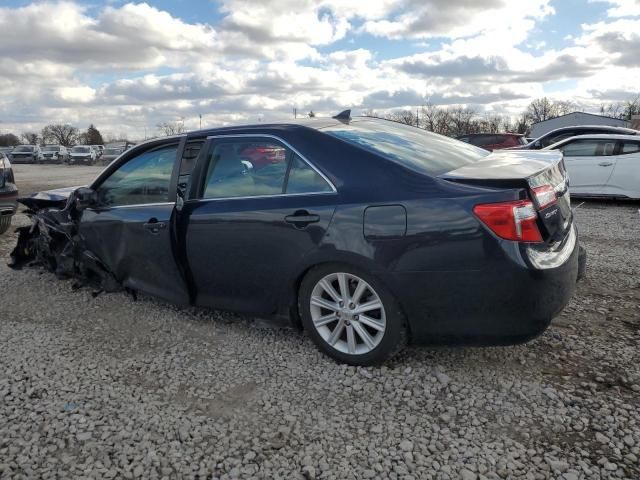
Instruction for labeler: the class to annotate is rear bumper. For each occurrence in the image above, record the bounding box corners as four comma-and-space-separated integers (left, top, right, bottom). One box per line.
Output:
389, 229, 581, 346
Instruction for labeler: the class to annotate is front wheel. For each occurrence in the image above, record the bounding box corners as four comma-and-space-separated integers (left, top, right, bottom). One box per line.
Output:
0, 215, 12, 235
299, 264, 407, 366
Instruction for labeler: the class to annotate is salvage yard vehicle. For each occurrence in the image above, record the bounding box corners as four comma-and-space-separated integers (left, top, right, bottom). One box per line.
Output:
100, 146, 125, 165
9, 114, 586, 365
545, 134, 640, 199
0, 152, 18, 234
456, 133, 528, 151
514, 125, 638, 150
41, 145, 69, 163
9, 145, 44, 164
68, 146, 97, 165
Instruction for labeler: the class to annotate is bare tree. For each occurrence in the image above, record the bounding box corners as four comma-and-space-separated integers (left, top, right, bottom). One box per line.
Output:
361, 109, 378, 117
622, 95, 640, 120
157, 121, 185, 136
449, 107, 477, 136
526, 97, 557, 123
21, 132, 39, 145
41, 124, 78, 146
386, 109, 418, 126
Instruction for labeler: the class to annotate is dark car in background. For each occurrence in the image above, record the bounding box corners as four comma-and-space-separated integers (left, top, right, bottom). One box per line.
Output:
0, 152, 18, 234
10, 145, 44, 164
514, 125, 638, 150
41, 145, 69, 163
100, 146, 125, 165
456, 133, 528, 151
11, 115, 584, 365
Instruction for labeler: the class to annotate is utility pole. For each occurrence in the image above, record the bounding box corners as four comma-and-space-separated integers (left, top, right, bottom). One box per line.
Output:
293, 107, 297, 119
199, 114, 202, 129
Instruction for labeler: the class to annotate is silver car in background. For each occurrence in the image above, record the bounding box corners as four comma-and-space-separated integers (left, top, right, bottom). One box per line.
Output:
41, 145, 69, 163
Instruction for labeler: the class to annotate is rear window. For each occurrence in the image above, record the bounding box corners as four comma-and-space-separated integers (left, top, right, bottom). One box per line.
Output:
14, 146, 34, 152
42, 146, 60, 151
72, 147, 90, 153
323, 119, 489, 176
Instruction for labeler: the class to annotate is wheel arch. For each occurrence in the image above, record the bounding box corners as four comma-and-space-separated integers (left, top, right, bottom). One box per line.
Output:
284, 253, 412, 342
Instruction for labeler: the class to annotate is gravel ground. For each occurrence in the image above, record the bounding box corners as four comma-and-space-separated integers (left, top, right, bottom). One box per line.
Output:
1, 166, 639, 480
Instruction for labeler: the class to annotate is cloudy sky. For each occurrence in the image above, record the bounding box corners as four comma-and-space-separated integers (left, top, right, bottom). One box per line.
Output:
0, 0, 638, 140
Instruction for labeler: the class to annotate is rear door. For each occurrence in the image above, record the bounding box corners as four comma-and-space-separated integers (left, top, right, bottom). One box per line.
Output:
183, 134, 337, 314
606, 140, 640, 198
556, 138, 617, 195
79, 139, 190, 304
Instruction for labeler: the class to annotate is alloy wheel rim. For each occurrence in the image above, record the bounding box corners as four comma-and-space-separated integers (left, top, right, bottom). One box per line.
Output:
310, 272, 386, 355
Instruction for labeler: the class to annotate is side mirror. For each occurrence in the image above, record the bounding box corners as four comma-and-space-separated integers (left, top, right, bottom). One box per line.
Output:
75, 187, 98, 210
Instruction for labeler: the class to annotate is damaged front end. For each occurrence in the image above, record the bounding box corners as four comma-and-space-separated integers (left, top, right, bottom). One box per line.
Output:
9, 188, 121, 293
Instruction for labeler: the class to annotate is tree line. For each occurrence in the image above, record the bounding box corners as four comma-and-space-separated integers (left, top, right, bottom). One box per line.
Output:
363, 95, 640, 137
0, 124, 105, 147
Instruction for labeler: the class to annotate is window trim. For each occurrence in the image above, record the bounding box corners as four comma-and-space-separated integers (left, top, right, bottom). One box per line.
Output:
194, 133, 337, 202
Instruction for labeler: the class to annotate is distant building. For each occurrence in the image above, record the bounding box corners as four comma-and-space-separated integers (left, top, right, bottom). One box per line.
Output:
530, 112, 630, 138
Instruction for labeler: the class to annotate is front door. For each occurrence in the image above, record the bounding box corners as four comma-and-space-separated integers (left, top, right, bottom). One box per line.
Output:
183, 135, 337, 314
79, 141, 190, 304
559, 138, 617, 195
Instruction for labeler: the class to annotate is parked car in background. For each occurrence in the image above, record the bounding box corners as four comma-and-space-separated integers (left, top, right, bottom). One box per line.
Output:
41, 145, 69, 163
92, 145, 104, 158
0, 151, 18, 234
456, 133, 528, 151
0, 146, 15, 156
101, 146, 125, 165
10, 115, 584, 365
516, 125, 638, 150
545, 134, 640, 199
9, 145, 44, 164
68, 146, 97, 165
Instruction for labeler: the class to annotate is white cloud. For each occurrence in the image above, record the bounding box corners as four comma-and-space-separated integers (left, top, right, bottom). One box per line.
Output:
0, 0, 639, 140
591, 0, 640, 17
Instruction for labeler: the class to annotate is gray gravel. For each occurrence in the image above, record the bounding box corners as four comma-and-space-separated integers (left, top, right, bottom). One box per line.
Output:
1, 166, 639, 479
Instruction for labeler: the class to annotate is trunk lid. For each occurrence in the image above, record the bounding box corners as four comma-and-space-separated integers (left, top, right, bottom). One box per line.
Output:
441, 150, 571, 242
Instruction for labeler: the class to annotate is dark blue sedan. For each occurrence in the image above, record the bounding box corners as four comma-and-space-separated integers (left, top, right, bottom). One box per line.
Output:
10, 115, 585, 365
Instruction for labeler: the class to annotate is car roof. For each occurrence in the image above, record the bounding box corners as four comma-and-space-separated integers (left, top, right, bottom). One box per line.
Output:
543, 125, 638, 135
559, 134, 640, 141
457, 133, 523, 138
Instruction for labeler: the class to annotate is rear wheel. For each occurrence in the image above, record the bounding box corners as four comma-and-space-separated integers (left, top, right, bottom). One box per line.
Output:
0, 215, 12, 235
299, 264, 406, 365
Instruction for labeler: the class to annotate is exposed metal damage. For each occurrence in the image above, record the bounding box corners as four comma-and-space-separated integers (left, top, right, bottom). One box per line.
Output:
8, 190, 122, 294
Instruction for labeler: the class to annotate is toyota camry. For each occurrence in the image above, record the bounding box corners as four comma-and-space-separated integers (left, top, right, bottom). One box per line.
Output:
9, 112, 586, 365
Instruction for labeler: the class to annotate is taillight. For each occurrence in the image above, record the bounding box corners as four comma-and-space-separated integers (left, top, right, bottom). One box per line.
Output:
473, 200, 543, 243
531, 185, 557, 209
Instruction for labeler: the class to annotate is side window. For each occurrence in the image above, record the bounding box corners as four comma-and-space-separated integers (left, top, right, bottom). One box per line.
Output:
97, 145, 177, 207
286, 154, 333, 194
203, 140, 288, 199
560, 139, 615, 157
201, 138, 334, 199
542, 132, 573, 148
621, 141, 640, 154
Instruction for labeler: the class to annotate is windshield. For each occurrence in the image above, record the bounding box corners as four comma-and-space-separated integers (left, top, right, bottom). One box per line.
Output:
72, 147, 91, 153
14, 146, 34, 152
322, 119, 489, 176
104, 148, 122, 155
42, 146, 60, 152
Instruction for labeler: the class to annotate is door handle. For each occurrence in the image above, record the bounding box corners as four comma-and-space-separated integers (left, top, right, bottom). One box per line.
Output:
285, 211, 320, 228
598, 162, 613, 167
143, 218, 167, 234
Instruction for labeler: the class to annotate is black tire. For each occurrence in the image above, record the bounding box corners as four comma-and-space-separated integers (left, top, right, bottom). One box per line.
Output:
298, 263, 407, 366
0, 215, 11, 235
